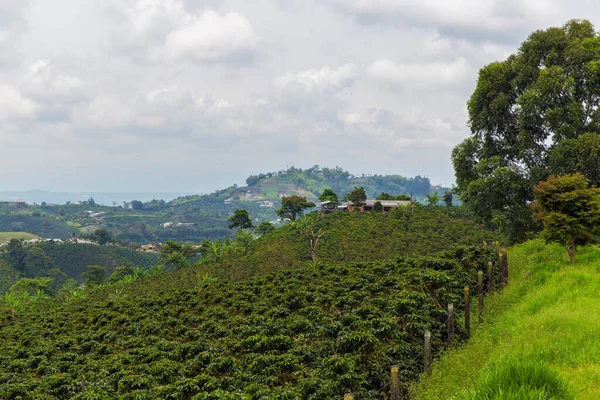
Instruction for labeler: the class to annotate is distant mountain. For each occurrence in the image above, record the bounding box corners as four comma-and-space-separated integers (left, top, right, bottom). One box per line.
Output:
0, 166, 451, 244
0, 190, 186, 205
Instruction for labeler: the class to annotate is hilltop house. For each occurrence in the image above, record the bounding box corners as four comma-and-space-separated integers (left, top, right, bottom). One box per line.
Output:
322, 199, 412, 214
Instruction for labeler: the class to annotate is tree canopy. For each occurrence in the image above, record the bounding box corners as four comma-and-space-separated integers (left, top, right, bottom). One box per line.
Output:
276, 195, 315, 221
347, 187, 367, 206
318, 188, 339, 203
532, 174, 600, 263
228, 209, 253, 230
453, 19, 600, 242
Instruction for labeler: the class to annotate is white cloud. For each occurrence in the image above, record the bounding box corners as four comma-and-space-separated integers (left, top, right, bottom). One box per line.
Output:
0, 85, 36, 121
274, 64, 359, 92
366, 58, 470, 89
107, 1, 259, 65
161, 11, 258, 64
331, 0, 560, 42
21, 59, 88, 103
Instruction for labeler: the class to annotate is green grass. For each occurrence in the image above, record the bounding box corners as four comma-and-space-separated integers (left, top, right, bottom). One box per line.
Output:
410, 239, 600, 399
0, 232, 41, 242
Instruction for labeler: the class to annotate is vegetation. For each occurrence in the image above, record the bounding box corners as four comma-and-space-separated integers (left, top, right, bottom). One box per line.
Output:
207, 207, 503, 281
1, 167, 445, 245
228, 209, 253, 230
0, 241, 159, 294
346, 187, 367, 207
532, 173, 600, 263
411, 240, 600, 399
453, 19, 600, 242
0, 243, 497, 399
0, 232, 40, 242
276, 195, 315, 221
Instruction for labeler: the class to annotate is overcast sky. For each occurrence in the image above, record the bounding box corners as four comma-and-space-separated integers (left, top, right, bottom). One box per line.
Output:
0, 0, 593, 193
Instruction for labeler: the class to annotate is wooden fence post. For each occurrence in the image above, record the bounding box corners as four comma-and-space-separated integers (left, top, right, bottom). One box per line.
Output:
344, 393, 354, 400
390, 365, 401, 400
447, 303, 454, 345
477, 270, 484, 323
464, 287, 470, 337
487, 261, 493, 293
423, 330, 432, 374
500, 249, 508, 283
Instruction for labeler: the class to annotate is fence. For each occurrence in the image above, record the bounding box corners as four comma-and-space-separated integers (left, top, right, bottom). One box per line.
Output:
341, 246, 509, 399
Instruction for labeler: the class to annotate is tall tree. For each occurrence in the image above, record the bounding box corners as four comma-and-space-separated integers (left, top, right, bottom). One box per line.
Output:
453, 19, 600, 242
346, 187, 367, 207
82, 265, 106, 286
235, 229, 254, 255
276, 196, 315, 221
228, 209, 253, 230
6, 239, 26, 272
443, 192, 453, 207
318, 188, 338, 203
532, 174, 600, 263
256, 222, 275, 236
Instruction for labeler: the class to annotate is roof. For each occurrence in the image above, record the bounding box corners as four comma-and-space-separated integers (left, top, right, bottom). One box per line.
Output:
356, 200, 412, 207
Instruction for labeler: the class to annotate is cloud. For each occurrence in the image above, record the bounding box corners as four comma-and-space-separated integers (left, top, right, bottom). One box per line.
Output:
106, 1, 259, 65
274, 64, 359, 92
21, 60, 89, 104
331, 0, 560, 43
161, 11, 258, 64
0, 85, 36, 121
0, 0, 30, 67
366, 58, 470, 89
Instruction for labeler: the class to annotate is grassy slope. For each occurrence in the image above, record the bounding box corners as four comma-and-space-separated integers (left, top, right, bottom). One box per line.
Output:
410, 239, 600, 399
0, 232, 41, 241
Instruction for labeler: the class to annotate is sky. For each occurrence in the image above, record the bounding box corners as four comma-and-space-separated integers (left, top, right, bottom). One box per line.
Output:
0, 0, 594, 193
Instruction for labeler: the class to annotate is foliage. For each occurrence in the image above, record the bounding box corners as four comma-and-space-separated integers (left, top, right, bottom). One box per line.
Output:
37, 243, 159, 283
256, 222, 275, 236
82, 265, 106, 286
318, 188, 339, 203
228, 209, 253, 230
0, 244, 497, 399
204, 206, 503, 281
443, 192, 453, 207
0, 214, 76, 238
425, 192, 442, 206
373, 201, 383, 212
92, 228, 113, 245
346, 186, 367, 207
160, 240, 196, 270
531, 173, 600, 263
235, 229, 254, 255
276, 195, 315, 221
9, 277, 53, 296
376, 192, 411, 201
453, 19, 600, 243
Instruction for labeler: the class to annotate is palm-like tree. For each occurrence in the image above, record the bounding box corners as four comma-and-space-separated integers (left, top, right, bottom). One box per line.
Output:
425, 192, 442, 206
235, 229, 254, 255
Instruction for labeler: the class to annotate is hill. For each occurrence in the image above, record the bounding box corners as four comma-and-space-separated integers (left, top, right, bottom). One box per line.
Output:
411, 240, 600, 399
0, 205, 501, 398
0, 167, 451, 245
207, 206, 500, 280
0, 242, 159, 294
0, 232, 40, 242
0, 247, 496, 399
0, 207, 77, 239
36, 243, 159, 280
